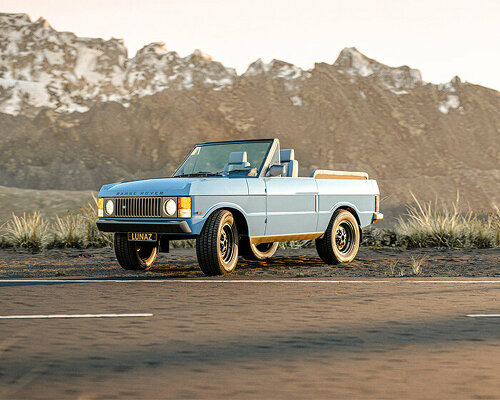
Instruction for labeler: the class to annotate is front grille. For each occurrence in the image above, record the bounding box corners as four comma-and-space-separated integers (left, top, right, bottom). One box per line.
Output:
115, 197, 162, 218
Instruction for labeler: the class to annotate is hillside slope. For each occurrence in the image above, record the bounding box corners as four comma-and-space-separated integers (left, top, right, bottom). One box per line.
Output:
0, 13, 498, 213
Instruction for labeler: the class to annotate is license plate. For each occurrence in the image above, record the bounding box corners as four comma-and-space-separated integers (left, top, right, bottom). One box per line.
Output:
128, 232, 157, 242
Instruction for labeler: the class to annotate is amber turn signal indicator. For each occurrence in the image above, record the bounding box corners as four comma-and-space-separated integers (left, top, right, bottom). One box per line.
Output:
178, 197, 192, 218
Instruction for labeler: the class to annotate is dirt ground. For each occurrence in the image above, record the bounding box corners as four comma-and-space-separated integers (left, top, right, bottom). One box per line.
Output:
0, 246, 498, 279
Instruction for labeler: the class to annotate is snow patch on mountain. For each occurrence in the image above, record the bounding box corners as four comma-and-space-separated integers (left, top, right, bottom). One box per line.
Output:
439, 95, 461, 114
290, 95, 302, 106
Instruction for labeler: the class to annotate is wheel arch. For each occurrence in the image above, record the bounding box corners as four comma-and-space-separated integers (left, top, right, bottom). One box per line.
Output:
332, 204, 361, 227
323, 202, 363, 242
201, 203, 249, 237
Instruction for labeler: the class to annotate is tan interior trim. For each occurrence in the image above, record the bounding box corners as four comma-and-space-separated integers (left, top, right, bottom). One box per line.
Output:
315, 174, 367, 180
311, 169, 369, 180
250, 232, 323, 244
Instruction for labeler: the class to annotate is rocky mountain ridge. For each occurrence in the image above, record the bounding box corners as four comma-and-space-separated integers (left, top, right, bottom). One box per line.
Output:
1, 12, 467, 117
0, 13, 237, 116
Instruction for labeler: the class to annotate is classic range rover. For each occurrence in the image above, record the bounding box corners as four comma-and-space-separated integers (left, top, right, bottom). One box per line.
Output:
97, 138, 383, 275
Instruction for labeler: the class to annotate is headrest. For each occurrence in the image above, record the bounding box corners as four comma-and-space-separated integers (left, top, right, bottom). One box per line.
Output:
228, 151, 248, 164
280, 149, 295, 163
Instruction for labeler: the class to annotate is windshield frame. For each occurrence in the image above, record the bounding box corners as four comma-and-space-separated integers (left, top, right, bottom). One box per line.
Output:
172, 139, 278, 178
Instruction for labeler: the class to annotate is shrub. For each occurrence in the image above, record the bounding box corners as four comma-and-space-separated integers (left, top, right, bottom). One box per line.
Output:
490, 206, 500, 246
0, 222, 7, 248
397, 194, 497, 248
0, 195, 112, 250
3, 212, 49, 250
47, 214, 86, 248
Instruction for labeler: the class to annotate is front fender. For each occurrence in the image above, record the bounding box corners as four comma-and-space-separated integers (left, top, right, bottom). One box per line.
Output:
188, 201, 251, 236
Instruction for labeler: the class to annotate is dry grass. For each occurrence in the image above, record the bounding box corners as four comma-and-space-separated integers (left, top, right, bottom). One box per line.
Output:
0, 222, 6, 248
491, 205, 500, 246
2, 192, 498, 251
0, 196, 112, 250
397, 193, 498, 248
386, 260, 399, 276
2, 212, 49, 250
410, 255, 426, 275
48, 214, 86, 248
81, 196, 112, 248
386, 258, 426, 277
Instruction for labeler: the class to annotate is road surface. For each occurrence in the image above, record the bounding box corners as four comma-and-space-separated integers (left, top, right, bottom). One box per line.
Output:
1, 278, 499, 399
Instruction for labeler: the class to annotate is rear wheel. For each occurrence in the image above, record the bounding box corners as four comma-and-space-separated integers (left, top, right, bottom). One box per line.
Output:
315, 209, 360, 264
196, 209, 239, 276
240, 240, 279, 260
114, 233, 158, 270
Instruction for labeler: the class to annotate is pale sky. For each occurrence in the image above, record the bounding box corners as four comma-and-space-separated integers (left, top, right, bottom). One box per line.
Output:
2, 0, 500, 90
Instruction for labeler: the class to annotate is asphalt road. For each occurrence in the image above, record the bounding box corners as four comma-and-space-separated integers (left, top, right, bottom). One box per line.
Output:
1, 279, 499, 399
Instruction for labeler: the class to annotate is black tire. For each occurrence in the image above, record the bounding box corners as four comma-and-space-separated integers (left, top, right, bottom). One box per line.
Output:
114, 233, 158, 270
315, 209, 360, 264
196, 209, 239, 276
240, 239, 279, 260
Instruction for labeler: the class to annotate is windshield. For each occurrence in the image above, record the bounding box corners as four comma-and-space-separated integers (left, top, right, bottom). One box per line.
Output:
173, 141, 272, 177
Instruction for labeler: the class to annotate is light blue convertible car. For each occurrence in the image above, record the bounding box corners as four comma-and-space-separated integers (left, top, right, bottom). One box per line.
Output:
97, 138, 383, 275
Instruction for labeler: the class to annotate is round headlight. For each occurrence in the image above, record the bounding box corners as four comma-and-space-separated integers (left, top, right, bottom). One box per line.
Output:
164, 199, 177, 216
105, 200, 114, 215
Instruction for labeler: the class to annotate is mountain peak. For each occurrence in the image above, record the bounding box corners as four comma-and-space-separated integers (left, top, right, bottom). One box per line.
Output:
334, 47, 422, 90
34, 16, 52, 29
188, 49, 213, 62
135, 42, 169, 57
334, 47, 375, 77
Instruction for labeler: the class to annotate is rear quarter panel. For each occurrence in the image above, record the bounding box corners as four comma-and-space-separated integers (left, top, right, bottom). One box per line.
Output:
316, 179, 380, 231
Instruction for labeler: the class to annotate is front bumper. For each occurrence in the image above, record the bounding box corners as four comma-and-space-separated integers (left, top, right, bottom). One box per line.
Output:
372, 212, 384, 224
96, 219, 192, 234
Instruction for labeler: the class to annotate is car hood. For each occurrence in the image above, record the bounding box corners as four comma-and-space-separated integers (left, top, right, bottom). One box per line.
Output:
98, 176, 249, 197
99, 177, 195, 197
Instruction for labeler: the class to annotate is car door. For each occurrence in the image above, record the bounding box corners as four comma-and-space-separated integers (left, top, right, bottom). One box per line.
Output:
264, 178, 319, 237
245, 177, 267, 236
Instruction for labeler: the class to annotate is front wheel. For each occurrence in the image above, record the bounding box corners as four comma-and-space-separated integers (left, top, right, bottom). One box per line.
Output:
196, 209, 239, 276
114, 233, 158, 270
315, 209, 360, 264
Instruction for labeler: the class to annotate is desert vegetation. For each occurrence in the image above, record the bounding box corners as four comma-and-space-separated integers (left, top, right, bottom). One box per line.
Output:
0, 195, 498, 251
0, 197, 111, 250
385, 256, 427, 277
396, 194, 499, 248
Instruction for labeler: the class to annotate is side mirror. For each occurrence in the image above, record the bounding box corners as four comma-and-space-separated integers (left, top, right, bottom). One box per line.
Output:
267, 164, 285, 177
